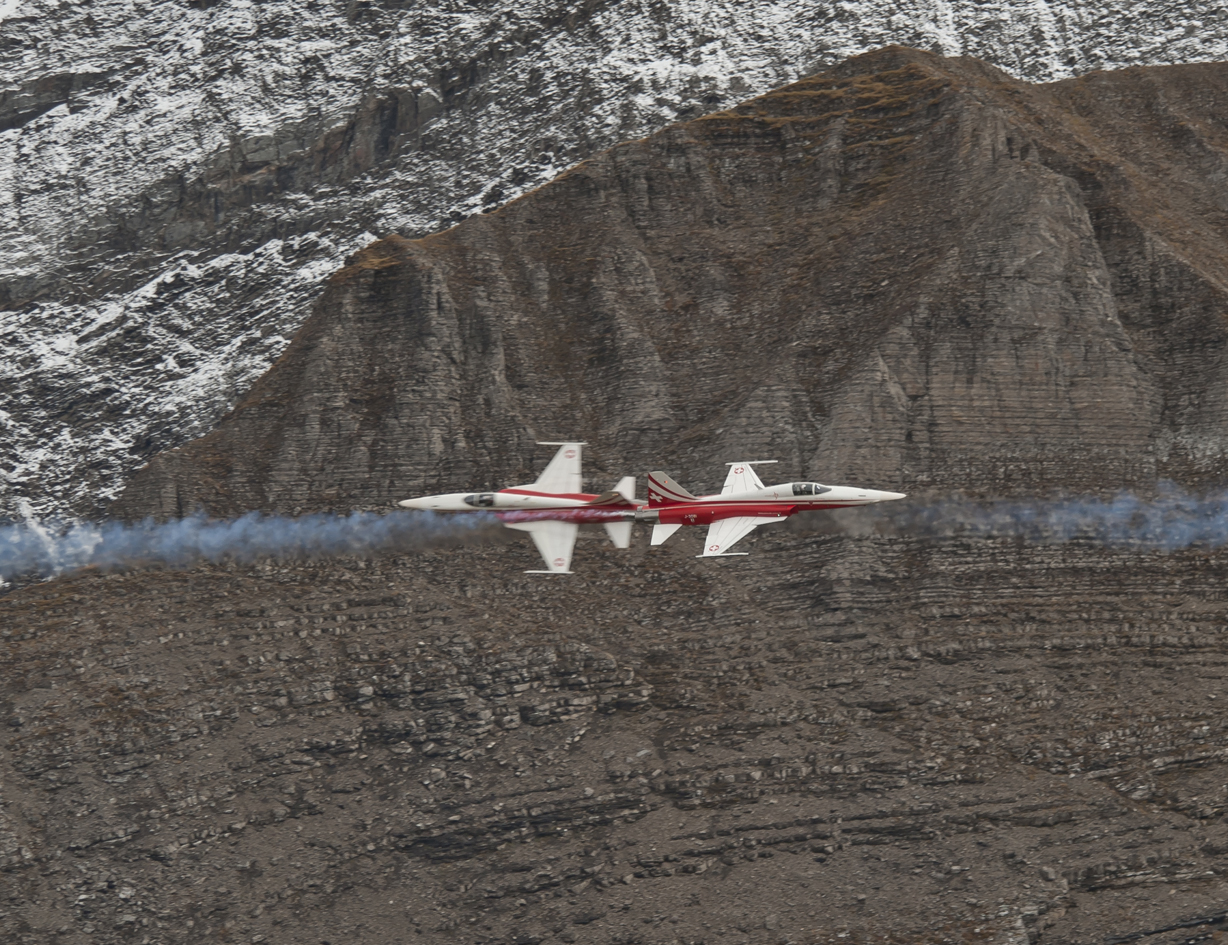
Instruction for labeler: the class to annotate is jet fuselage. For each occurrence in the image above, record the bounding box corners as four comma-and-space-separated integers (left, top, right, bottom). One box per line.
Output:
396, 443, 640, 572
642, 467, 906, 556
398, 488, 597, 512
643, 482, 906, 526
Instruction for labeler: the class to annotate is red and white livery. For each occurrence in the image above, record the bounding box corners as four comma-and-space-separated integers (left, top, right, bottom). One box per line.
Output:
397, 442, 639, 573
642, 461, 905, 557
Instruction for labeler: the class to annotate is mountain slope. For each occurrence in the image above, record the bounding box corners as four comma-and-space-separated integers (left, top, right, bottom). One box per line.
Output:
4, 1, 1228, 518
115, 48, 1228, 519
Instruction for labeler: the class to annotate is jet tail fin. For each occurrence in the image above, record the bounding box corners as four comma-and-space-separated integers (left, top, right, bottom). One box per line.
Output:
613, 475, 635, 503
586, 476, 639, 508
647, 471, 695, 508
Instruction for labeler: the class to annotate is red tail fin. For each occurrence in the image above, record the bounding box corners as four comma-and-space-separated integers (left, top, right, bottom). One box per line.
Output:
647, 471, 696, 508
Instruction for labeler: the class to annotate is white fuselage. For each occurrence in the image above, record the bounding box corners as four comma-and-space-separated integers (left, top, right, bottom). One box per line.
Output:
688, 483, 907, 508
398, 487, 595, 512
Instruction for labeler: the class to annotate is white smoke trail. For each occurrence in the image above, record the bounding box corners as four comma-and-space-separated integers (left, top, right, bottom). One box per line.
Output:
8, 484, 1221, 585
883, 481, 1228, 550
0, 509, 494, 585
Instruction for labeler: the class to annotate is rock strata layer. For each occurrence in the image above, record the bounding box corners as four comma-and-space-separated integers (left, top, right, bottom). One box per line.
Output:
3, 525, 1228, 943
116, 49, 1228, 519
5, 1, 1228, 519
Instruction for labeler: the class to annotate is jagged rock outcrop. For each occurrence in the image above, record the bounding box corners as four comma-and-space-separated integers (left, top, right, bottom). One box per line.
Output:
116, 49, 1228, 518
4, 1, 1228, 519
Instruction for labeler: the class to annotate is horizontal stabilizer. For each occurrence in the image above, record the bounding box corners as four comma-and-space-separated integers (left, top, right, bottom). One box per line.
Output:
647, 471, 695, 508
651, 523, 681, 546
603, 520, 633, 549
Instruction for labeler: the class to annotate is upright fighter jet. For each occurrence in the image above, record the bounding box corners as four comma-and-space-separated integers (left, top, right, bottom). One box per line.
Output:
397, 442, 639, 573
640, 460, 905, 557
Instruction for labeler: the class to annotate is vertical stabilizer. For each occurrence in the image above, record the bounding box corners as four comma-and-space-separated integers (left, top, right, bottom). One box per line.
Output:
647, 471, 696, 508
533, 442, 585, 495
613, 475, 635, 503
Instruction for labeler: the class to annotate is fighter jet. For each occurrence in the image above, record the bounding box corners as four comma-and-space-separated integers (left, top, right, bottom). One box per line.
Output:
640, 461, 905, 557
397, 442, 639, 573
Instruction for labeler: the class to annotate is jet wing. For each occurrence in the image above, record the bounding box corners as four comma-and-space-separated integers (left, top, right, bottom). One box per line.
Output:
504, 520, 578, 573
533, 442, 584, 495
699, 516, 783, 557
721, 461, 776, 495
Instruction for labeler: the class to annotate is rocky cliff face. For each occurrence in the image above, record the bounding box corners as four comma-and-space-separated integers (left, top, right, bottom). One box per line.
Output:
4, 1, 1228, 519
4, 525, 1228, 944
9, 34, 1228, 945
115, 48, 1228, 519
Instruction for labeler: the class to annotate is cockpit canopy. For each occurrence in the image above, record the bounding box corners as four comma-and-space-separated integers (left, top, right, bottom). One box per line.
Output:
463, 493, 496, 507
791, 482, 832, 496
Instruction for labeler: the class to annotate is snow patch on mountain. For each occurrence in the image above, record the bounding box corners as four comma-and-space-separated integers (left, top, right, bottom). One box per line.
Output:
0, 230, 373, 516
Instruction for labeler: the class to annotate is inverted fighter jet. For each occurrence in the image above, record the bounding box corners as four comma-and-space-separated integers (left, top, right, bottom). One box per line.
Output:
641, 461, 905, 557
397, 442, 639, 573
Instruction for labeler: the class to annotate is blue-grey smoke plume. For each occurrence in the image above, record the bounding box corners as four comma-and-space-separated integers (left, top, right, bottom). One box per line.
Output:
884, 481, 1228, 550
0, 510, 493, 584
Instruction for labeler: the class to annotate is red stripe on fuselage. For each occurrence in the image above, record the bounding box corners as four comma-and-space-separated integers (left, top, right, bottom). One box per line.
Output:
653, 500, 859, 525
500, 488, 597, 501
654, 497, 859, 510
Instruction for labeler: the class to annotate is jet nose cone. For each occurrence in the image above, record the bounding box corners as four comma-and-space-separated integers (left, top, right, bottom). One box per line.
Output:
879, 491, 907, 502
398, 498, 427, 509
